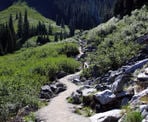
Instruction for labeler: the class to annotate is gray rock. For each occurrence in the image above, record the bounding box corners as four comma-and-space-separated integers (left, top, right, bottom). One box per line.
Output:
137, 72, 148, 81
116, 91, 134, 98
71, 91, 82, 104
40, 85, 53, 99
41, 85, 51, 92
136, 34, 148, 44
142, 109, 148, 118
94, 90, 116, 105
140, 105, 148, 113
73, 78, 81, 84
90, 109, 122, 122
55, 87, 66, 94
125, 58, 148, 74
111, 75, 126, 93
50, 84, 57, 92
95, 84, 110, 91
81, 88, 96, 97
55, 83, 66, 94
130, 88, 148, 106
56, 71, 67, 79
121, 97, 130, 106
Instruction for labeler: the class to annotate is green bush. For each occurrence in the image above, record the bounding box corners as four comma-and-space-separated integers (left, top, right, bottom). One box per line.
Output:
123, 111, 143, 122
81, 6, 148, 77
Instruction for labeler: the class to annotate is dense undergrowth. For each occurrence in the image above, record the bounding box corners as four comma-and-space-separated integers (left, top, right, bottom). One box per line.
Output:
81, 5, 148, 77
0, 41, 79, 121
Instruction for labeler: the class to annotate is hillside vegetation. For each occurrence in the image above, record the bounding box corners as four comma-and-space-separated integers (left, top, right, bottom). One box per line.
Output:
0, 41, 80, 121
80, 5, 148, 77
0, 2, 60, 32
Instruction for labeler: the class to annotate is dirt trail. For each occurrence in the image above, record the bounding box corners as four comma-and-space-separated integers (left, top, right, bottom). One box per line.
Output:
36, 72, 90, 122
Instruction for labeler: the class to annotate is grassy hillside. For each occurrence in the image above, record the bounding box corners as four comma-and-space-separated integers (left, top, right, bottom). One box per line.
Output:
80, 5, 148, 77
0, 2, 62, 33
0, 41, 79, 121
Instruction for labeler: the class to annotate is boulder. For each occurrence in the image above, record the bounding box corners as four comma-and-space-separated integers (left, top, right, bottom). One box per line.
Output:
136, 34, 148, 44
145, 68, 148, 75
140, 105, 148, 113
55, 83, 67, 94
140, 105, 148, 120
56, 71, 67, 79
81, 88, 96, 97
116, 91, 134, 98
125, 58, 148, 74
94, 90, 116, 105
111, 75, 127, 93
72, 78, 81, 84
95, 84, 110, 91
40, 85, 53, 99
71, 91, 82, 104
121, 97, 130, 106
130, 88, 148, 106
90, 109, 122, 122
137, 73, 148, 81
50, 84, 57, 92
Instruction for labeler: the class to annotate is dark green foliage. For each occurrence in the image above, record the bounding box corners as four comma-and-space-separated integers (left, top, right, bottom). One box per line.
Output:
48, 24, 52, 35
36, 21, 47, 35
0, 15, 16, 55
69, 18, 75, 37
8, 14, 16, 52
22, 9, 29, 41
17, 12, 23, 38
123, 111, 143, 122
114, 0, 148, 17
82, 6, 148, 78
36, 35, 50, 45
54, 33, 59, 42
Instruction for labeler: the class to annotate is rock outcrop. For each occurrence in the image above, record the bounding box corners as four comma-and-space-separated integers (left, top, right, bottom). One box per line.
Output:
40, 82, 67, 99
90, 109, 122, 122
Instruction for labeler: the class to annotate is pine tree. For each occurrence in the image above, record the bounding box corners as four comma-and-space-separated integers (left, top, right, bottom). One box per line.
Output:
8, 14, 16, 52
60, 30, 63, 40
54, 33, 58, 42
48, 24, 52, 35
69, 18, 75, 37
17, 12, 23, 38
23, 10, 29, 41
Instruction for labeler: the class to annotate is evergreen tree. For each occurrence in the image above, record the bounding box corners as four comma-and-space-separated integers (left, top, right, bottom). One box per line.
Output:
23, 10, 29, 41
69, 18, 75, 37
17, 12, 23, 38
8, 14, 16, 52
60, 18, 65, 28
60, 30, 63, 40
16, 13, 18, 20
54, 33, 58, 42
48, 24, 52, 35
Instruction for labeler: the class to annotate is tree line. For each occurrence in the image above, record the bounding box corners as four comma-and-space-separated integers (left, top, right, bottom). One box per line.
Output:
0, 10, 68, 55
114, 0, 148, 17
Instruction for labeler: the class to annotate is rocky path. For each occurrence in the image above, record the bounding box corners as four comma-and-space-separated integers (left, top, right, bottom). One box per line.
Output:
36, 72, 90, 122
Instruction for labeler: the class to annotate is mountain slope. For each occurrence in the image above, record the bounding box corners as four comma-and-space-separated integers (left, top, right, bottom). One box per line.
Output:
79, 5, 148, 77
0, 2, 60, 32
0, 0, 116, 29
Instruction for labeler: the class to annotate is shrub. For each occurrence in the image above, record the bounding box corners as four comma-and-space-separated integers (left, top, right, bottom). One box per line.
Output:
123, 111, 143, 122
